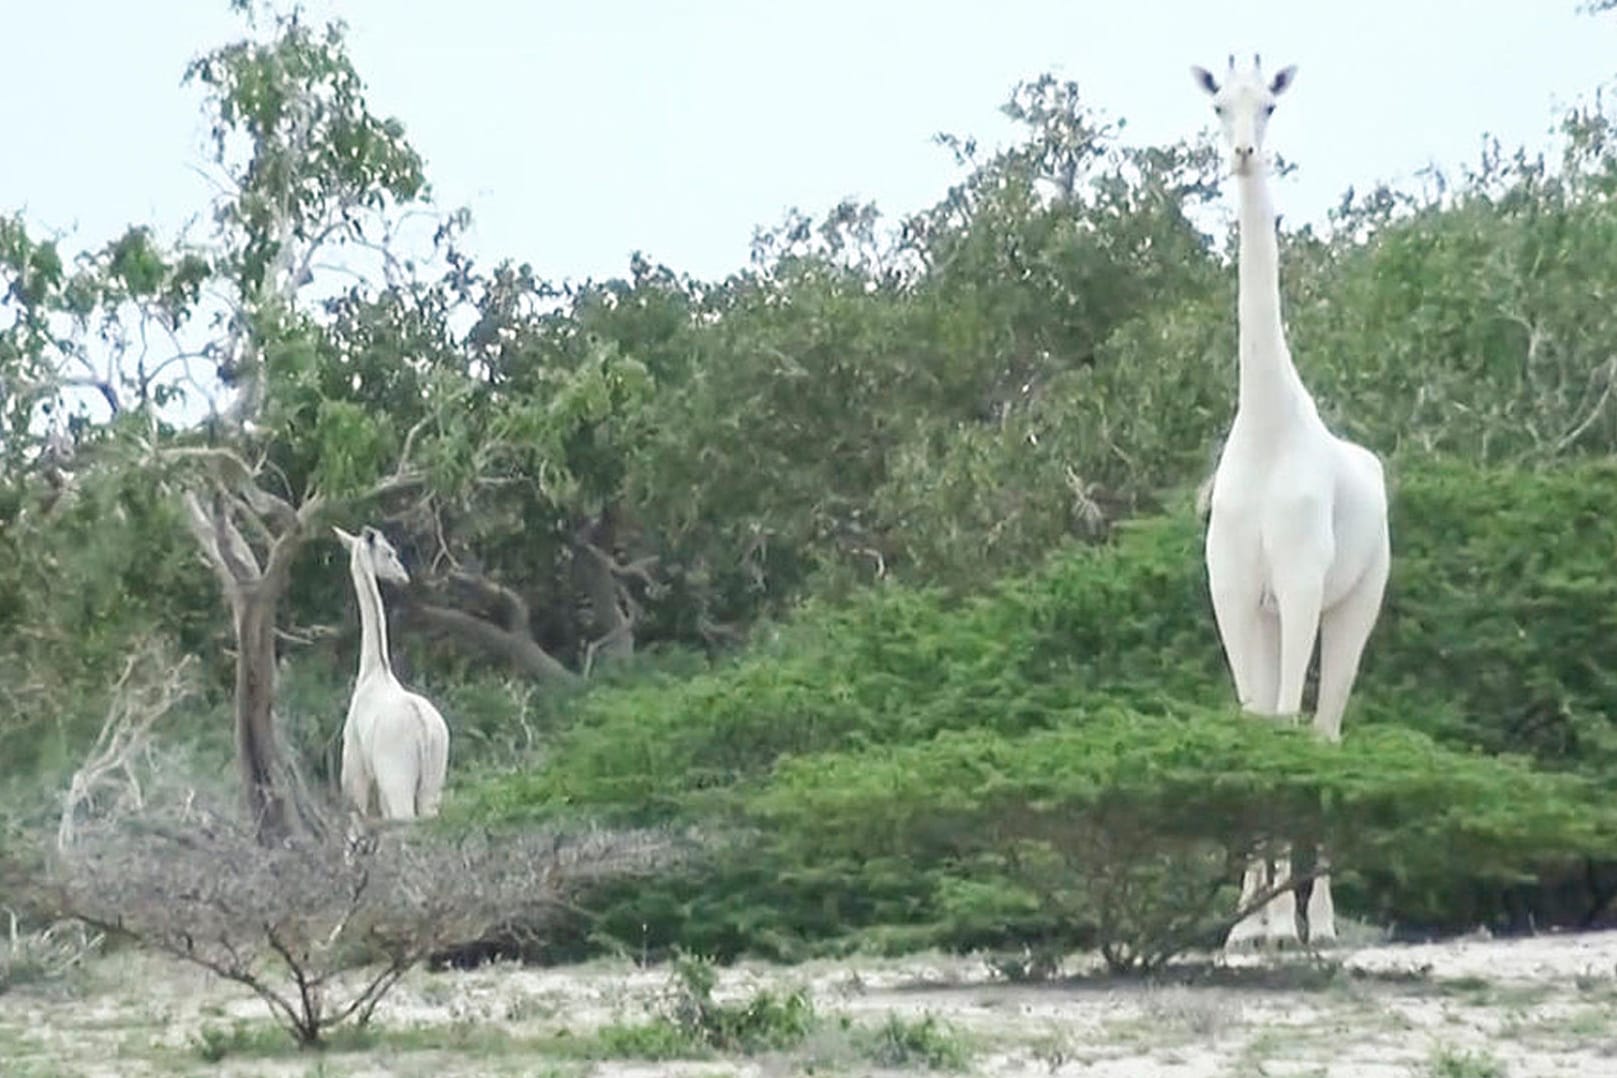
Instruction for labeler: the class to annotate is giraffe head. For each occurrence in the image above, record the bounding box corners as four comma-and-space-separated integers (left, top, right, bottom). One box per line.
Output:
333, 524, 411, 585
1191, 53, 1296, 177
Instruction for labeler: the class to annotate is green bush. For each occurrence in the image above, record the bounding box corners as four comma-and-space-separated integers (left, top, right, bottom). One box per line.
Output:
454, 458, 1617, 960
1365, 458, 1617, 772
859, 1013, 973, 1071
753, 712, 1615, 970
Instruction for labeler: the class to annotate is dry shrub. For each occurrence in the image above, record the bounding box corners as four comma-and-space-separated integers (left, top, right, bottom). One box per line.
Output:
45, 795, 677, 1046
0, 911, 103, 993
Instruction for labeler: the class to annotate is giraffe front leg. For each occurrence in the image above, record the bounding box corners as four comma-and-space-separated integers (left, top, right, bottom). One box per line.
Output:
1227, 857, 1272, 950
1306, 851, 1338, 946
1307, 536, 1390, 946
1262, 844, 1301, 947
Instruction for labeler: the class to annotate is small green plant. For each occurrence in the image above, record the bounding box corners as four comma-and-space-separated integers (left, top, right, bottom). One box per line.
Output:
665, 955, 816, 1052
192, 1024, 232, 1064
191, 1020, 342, 1062
557, 957, 817, 1061
1427, 1046, 1508, 1078
582, 1020, 709, 1061
860, 1013, 971, 1070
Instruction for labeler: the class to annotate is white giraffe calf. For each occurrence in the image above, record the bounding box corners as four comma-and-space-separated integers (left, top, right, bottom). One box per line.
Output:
334, 525, 450, 822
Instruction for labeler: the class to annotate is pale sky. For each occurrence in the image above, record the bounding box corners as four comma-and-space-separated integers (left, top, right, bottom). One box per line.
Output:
7, 1, 1617, 285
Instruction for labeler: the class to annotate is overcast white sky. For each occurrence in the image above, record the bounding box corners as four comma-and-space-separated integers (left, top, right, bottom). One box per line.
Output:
6, 1, 1617, 284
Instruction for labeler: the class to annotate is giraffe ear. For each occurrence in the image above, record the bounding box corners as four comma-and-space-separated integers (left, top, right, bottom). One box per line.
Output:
1269, 65, 1297, 96
1191, 66, 1219, 96
332, 526, 357, 550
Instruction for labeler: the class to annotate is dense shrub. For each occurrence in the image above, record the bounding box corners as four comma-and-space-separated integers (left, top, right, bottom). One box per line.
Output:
452, 458, 1617, 960
754, 713, 1615, 971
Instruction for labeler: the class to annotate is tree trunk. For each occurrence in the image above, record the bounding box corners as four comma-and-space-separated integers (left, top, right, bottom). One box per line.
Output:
234, 585, 290, 843
180, 482, 325, 847
575, 509, 634, 668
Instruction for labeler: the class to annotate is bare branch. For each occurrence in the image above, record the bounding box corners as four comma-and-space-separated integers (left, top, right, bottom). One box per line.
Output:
408, 601, 578, 685
58, 637, 198, 852
181, 490, 243, 597
263, 493, 326, 591
445, 568, 531, 633
49, 796, 677, 1046
157, 446, 257, 488
581, 540, 660, 588
209, 489, 261, 585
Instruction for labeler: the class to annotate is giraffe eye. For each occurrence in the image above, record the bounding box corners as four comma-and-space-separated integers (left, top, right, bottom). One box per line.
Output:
1264, 104, 1276, 116
1214, 104, 1226, 116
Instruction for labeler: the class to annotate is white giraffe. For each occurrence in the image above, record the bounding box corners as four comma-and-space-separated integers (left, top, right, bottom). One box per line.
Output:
1192, 56, 1391, 948
334, 525, 450, 821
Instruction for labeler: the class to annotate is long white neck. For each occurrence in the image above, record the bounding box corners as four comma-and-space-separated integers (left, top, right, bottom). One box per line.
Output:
349, 551, 393, 684
1234, 163, 1306, 421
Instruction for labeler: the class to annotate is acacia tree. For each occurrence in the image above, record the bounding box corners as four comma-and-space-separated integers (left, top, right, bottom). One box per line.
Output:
0, 5, 478, 841
160, 8, 460, 840
2, 3, 708, 834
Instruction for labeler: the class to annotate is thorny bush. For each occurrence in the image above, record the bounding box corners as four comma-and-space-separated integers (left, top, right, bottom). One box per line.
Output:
45, 796, 677, 1046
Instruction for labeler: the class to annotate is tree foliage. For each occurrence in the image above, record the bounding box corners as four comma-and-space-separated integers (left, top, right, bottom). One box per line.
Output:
8, 2, 1617, 964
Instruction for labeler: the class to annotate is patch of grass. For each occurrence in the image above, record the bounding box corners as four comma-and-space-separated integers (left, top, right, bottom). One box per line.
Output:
1427, 1046, 1508, 1078
189, 1018, 566, 1062
1490, 982, 1554, 1009
663, 955, 817, 1053
1434, 975, 1493, 999
1228, 1029, 1287, 1073
0, 921, 102, 996
549, 1019, 713, 1061
191, 1020, 349, 1061
1139, 985, 1241, 1038
859, 1013, 972, 1070
1563, 1008, 1613, 1037
1026, 1029, 1079, 1074
546, 958, 817, 1062
1502, 1005, 1613, 1043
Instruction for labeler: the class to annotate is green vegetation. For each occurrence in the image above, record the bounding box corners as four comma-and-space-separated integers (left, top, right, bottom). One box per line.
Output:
448, 460, 1617, 968
6, 0, 1617, 995
1427, 1046, 1509, 1078
859, 1013, 973, 1071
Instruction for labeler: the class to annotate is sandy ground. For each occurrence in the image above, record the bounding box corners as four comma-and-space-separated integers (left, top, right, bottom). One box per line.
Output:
5, 929, 1617, 1076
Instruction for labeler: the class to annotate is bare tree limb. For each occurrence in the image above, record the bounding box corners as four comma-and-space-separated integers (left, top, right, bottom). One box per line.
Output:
57, 638, 198, 852
445, 568, 532, 633
49, 796, 678, 1046
407, 601, 578, 685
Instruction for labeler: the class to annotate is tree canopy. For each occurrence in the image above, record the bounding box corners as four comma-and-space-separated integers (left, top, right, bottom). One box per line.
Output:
7, 2, 1617, 956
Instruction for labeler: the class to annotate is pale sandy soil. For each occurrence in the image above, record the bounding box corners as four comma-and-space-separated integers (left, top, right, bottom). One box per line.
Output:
5, 929, 1617, 1077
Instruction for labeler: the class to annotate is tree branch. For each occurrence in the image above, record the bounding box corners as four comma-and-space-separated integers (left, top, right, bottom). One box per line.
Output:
181, 490, 245, 597
406, 601, 577, 685
445, 569, 531, 634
